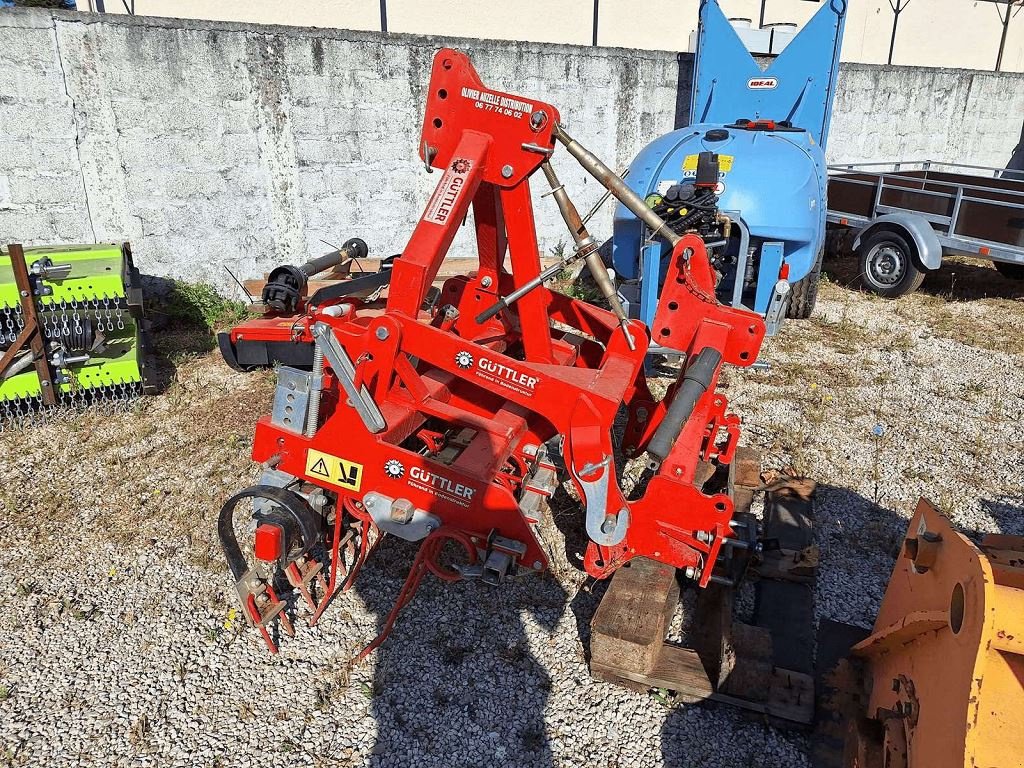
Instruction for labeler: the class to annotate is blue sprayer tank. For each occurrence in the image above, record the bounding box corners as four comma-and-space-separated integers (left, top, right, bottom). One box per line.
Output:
613, 0, 847, 330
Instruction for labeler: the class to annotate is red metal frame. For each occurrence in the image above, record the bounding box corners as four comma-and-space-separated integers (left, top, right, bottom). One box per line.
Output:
226, 49, 766, 650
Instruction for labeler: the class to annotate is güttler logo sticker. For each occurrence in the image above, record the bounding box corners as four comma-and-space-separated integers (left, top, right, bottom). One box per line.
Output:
423, 157, 473, 225
384, 459, 405, 479
455, 351, 474, 369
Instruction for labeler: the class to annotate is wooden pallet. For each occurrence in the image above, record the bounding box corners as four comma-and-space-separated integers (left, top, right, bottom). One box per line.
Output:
588, 449, 819, 726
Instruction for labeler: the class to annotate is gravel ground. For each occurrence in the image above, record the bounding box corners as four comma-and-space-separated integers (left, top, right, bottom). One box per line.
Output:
1, 256, 1022, 768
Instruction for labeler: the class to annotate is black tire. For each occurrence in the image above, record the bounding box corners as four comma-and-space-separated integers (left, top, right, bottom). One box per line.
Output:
786, 250, 823, 319
856, 230, 926, 298
994, 261, 1024, 281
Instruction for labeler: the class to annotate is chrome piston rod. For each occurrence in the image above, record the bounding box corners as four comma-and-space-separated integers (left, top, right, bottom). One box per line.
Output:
539, 161, 635, 350
553, 124, 681, 250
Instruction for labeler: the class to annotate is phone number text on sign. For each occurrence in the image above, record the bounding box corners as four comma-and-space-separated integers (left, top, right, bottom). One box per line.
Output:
460, 86, 534, 121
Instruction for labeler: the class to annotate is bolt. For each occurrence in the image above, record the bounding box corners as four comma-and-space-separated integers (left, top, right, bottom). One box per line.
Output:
375, 326, 390, 341
683, 565, 701, 581
601, 515, 616, 535
696, 530, 713, 544
532, 561, 542, 570
674, 467, 683, 477
480, 276, 493, 288
501, 164, 514, 179
19, 290, 28, 298
635, 407, 649, 423
530, 110, 548, 131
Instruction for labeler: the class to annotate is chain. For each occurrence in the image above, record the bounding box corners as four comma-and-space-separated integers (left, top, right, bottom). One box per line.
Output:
59, 298, 70, 337
102, 295, 114, 331
2, 302, 22, 343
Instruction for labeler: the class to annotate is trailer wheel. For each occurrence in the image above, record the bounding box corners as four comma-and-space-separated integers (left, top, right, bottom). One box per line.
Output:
786, 250, 823, 319
994, 261, 1024, 281
857, 230, 925, 298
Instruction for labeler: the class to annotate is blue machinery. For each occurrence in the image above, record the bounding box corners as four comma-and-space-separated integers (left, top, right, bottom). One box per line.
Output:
612, 0, 847, 336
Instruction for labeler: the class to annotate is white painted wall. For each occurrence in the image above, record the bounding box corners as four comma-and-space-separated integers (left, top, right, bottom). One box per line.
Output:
75, 0, 1024, 72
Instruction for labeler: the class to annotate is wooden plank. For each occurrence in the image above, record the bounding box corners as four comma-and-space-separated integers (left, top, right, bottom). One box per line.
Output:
756, 480, 817, 676
733, 487, 756, 517
756, 545, 820, 583
728, 447, 760, 518
762, 476, 816, 551
243, 256, 563, 298
243, 277, 403, 298
592, 644, 714, 703
595, 643, 814, 725
732, 446, 762, 489
642, 644, 715, 700
588, 664, 655, 694
721, 622, 774, 699
812, 619, 873, 768
710, 667, 815, 724
590, 557, 679, 676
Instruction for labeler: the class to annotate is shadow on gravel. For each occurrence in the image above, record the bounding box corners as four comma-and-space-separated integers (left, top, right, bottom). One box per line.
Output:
916, 258, 1024, 302
141, 275, 251, 392
356, 535, 567, 768
823, 252, 1024, 302
980, 496, 1024, 537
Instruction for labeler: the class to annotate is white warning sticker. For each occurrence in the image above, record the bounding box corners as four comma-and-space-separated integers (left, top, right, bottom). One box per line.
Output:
423, 157, 472, 225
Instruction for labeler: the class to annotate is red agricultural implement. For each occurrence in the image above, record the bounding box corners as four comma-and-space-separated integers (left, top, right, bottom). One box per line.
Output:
212, 38, 1024, 763
218, 49, 765, 662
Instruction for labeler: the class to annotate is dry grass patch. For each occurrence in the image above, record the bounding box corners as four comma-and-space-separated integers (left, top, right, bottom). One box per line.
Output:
919, 302, 1024, 355
0, 350, 276, 570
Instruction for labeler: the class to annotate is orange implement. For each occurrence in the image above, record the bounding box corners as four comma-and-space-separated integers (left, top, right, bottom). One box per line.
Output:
846, 498, 1024, 768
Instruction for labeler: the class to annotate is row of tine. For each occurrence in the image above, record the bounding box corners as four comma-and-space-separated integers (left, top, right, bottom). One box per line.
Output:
0, 380, 144, 432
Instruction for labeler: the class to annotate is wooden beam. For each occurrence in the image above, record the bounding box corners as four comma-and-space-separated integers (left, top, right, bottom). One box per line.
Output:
7, 244, 55, 406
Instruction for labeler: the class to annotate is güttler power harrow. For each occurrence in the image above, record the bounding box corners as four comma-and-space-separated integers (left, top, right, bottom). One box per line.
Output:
218, 49, 769, 679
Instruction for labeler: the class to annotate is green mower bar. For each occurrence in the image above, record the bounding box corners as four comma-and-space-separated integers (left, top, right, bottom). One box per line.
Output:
0, 242, 152, 417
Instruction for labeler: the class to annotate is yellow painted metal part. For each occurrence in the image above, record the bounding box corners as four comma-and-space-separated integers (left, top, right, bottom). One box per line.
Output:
850, 498, 1024, 768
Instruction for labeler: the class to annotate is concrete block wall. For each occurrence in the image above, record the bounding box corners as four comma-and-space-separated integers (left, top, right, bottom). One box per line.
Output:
1, 8, 1023, 288
830, 65, 1024, 168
